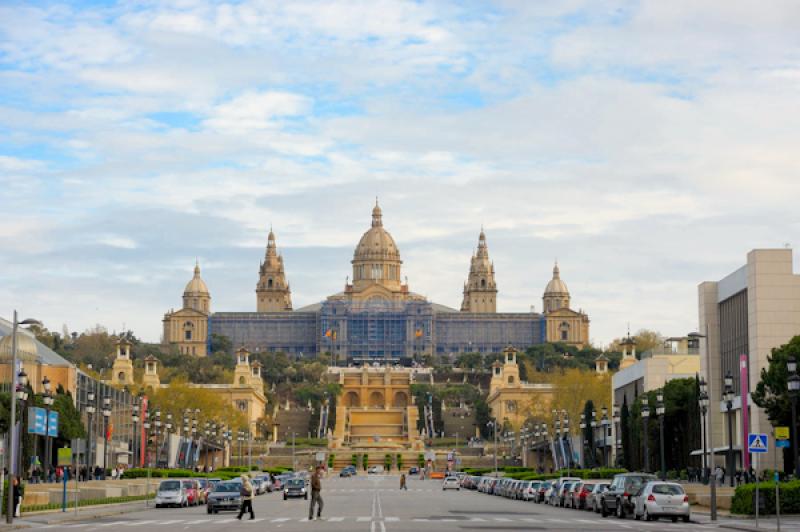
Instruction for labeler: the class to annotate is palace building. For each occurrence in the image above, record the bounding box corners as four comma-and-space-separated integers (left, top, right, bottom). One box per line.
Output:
163, 201, 591, 363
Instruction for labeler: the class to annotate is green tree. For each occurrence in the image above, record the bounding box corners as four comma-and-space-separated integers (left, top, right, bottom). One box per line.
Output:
53, 390, 86, 441
582, 400, 595, 467
620, 396, 632, 470
209, 333, 233, 355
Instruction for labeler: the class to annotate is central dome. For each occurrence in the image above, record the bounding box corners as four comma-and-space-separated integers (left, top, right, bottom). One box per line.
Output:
351, 201, 403, 290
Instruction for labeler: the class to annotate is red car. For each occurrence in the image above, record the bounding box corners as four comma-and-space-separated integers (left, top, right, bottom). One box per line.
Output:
575, 482, 597, 509
181, 479, 200, 506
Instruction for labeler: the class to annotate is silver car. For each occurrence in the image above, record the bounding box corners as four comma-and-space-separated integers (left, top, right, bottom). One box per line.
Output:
633, 481, 690, 523
588, 483, 611, 512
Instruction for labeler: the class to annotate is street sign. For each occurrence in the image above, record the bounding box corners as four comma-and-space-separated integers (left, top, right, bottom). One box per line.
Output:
777, 440, 790, 448
776, 427, 790, 440
57, 447, 72, 466
748, 433, 768, 453
47, 410, 59, 438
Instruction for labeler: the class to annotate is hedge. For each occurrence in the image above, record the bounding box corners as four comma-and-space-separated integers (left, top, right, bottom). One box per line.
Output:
122, 468, 244, 481
17, 493, 155, 515
731, 480, 800, 515
461, 467, 627, 481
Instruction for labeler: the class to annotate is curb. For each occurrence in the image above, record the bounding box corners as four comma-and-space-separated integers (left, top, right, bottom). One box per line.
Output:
18, 501, 154, 526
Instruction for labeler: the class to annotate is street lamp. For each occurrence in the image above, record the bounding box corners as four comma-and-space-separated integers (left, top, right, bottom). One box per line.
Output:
165, 412, 173, 468
154, 409, 162, 467
562, 413, 570, 472
5, 312, 41, 525
131, 396, 140, 469
102, 393, 111, 475
601, 406, 609, 468
656, 392, 666, 480
788, 358, 800, 478
86, 387, 96, 476
15, 369, 29, 482
724, 370, 735, 487
42, 376, 54, 479
641, 397, 650, 473
579, 414, 587, 468
612, 404, 620, 467
699, 378, 710, 483
689, 329, 716, 522
589, 410, 597, 468
487, 420, 498, 476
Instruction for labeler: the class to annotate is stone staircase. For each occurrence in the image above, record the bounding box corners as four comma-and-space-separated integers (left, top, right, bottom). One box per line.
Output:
274, 407, 313, 441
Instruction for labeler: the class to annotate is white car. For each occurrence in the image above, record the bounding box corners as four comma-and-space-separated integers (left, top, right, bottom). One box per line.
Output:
155, 479, 187, 508
367, 465, 385, 474
633, 481, 690, 523
442, 476, 461, 490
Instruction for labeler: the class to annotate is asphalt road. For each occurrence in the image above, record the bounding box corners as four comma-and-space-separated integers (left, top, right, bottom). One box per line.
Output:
18, 475, 789, 532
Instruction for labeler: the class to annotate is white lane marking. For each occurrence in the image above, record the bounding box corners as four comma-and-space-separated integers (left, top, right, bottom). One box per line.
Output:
357, 516, 372, 521
123, 521, 158, 527
154, 520, 185, 525
183, 519, 211, 524
469, 517, 487, 521
99, 522, 128, 527
217, 518, 238, 523
384, 516, 399, 521
328, 517, 344, 522
270, 517, 291, 522
247, 518, 264, 523
379, 522, 386, 532
493, 517, 512, 521
370, 522, 376, 532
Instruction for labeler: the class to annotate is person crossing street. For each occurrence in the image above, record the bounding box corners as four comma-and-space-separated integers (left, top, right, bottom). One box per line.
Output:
309, 465, 324, 520
237, 474, 255, 520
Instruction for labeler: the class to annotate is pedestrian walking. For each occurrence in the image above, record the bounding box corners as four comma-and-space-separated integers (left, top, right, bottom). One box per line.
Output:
309, 465, 324, 520
400, 473, 407, 490
12, 477, 22, 517
236, 474, 255, 520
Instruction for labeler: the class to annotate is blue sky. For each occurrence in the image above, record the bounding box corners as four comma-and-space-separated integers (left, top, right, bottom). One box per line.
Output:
1, 0, 799, 346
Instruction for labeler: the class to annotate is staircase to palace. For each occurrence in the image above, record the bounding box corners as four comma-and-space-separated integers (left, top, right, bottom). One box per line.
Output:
274, 407, 312, 440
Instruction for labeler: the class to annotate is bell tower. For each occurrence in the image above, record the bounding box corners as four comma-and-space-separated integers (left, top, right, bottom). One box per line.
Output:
461, 228, 498, 312
111, 337, 134, 386
256, 228, 293, 312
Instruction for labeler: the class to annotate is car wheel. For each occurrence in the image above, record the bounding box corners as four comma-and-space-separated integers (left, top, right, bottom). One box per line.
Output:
207, 506, 212, 514
616, 500, 625, 519
671, 517, 677, 523
634, 510, 641, 521
214, 509, 219, 514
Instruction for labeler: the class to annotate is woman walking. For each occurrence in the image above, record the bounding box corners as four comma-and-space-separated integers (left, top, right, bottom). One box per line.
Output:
237, 474, 255, 520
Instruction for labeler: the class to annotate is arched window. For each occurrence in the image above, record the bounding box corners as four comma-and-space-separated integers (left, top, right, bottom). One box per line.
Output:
239, 376, 246, 385
481, 279, 486, 288
268, 278, 273, 288
118, 371, 126, 382
507, 375, 515, 384
560, 322, 570, 341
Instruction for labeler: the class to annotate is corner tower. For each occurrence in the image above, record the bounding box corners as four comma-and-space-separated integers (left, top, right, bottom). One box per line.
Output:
256, 228, 292, 312
461, 228, 497, 312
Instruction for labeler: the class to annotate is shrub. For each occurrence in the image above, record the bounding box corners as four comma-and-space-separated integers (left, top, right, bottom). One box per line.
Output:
328, 454, 335, 468
396, 454, 403, 470
362, 453, 368, 471
384, 454, 393, 471
732, 480, 800, 515
418, 454, 425, 468
351, 454, 358, 467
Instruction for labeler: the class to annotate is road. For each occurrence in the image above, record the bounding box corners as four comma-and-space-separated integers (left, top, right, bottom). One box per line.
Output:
19, 475, 798, 531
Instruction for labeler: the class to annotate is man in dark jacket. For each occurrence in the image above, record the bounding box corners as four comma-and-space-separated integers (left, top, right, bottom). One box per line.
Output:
308, 466, 323, 520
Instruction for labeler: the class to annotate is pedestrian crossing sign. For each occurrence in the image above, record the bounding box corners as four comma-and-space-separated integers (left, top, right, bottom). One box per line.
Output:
748, 433, 768, 453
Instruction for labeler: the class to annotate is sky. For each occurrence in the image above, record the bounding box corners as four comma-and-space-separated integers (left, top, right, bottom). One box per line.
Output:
1, 0, 799, 347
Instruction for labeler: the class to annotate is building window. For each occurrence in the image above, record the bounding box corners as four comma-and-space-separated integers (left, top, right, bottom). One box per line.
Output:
481, 279, 486, 288
507, 375, 515, 384
268, 278, 273, 288
118, 372, 126, 382
185, 330, 192, 340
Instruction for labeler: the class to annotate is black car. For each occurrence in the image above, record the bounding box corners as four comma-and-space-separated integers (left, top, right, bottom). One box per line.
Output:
284, 478, 308, 500
409, 467, 419, 475
601, 473, 657, 518
206, 482, 242, 514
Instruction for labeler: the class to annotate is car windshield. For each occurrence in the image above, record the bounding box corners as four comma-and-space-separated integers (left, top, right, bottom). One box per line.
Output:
287, 479, 304, 487
214, 483, 240, 493
653, 484, 685, 495
626, 476, 655, 491
182, 481, 194, 488
160, 481, 181, 491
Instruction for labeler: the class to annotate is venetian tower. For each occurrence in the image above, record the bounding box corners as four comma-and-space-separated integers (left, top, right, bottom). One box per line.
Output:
461, 228, 498, 312
256, 228, 292, 312
110, 337, 134, 385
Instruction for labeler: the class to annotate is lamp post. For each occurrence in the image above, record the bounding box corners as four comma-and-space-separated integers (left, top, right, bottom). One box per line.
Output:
102, 393, 111, 475
699, 378, 710, 483
86, 387, 96, 476
15, 370, 29, 484
601, 406, 609, 468
612, 404, 620, 467
641, 397, 650, 473
165, 412, 173, 468
656, 392, 666, 480
5, 312, 41, 524
154, 410, 162, 467
589, 410, 597, 468
788, 357, 800, 477
562, 411, 570, 473
131, 397, 140, 469
579, 414, 587, 468
689, 329, 716, 522
724, 370, 735, 487
487, 420, 498, 476
554, 418, 562, 470
42, 376, 53, 479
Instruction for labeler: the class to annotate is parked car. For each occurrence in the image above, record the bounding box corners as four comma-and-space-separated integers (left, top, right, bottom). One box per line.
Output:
155, 479, 187, 508
284, 478, 308, 500
206, 481, 242, 514
368, 465, 385, 474
251, 477, 266, 495
195, 478, 209, 504
601, 473, 657, 518
181, 479, 200, 506
534, 481, 551, 503
565, 481, 583, 508
521, 481, 539, 501
573, 482, 596, 510
255, 475, 273, 493
340, 465, 357, 477
442, 476, 460, 490
408, 467, 419, 476
588, 483, 610, 512
633, 481, 690, 523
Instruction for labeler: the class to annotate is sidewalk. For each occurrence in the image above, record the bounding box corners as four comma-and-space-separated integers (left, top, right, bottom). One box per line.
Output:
693, 511, 800, 531
0, 499, 154, 529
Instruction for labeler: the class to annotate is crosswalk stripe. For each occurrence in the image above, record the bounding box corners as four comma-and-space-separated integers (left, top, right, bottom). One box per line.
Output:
154, 520, 184, 525
357, 516, 371, 521
493, 517, 512, 521
247, 518, 265, 523
328, 517, 344, 522
184, 519, 211, 524
270, 517, 291, 522
469, 517, 486, 521
384, 517, 399, 521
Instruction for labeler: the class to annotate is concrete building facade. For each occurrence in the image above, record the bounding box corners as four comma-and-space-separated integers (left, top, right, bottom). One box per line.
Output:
698, 248, 800, 471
